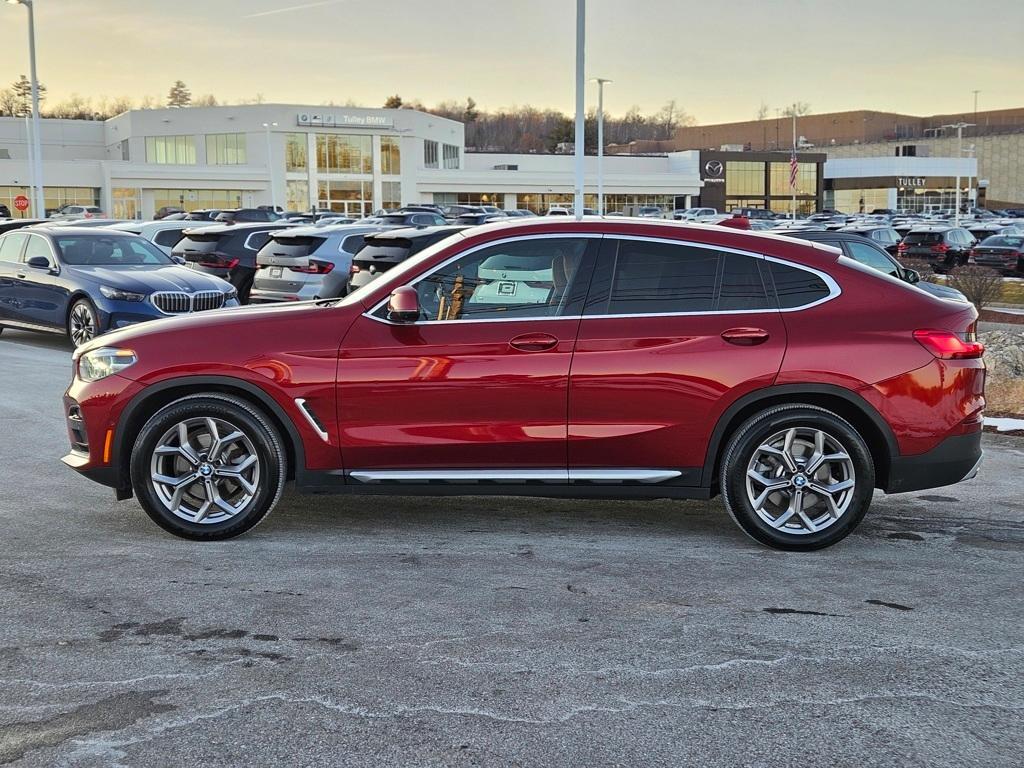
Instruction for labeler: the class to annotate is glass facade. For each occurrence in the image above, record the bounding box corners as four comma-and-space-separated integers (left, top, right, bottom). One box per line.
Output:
725, 162, 765, 196
317, 180, 372, 215
286, 180, 310, 213
111, 187, 141, 219
424, 140, 439, 169
316, 134, 372, 174
443, 143, 460, 169
151, 189, 244, 213
205, 133, 247, 165
145, 135, 196, 165
382, 181, 401, 210
769, 162, 818, 197
381, 137, 401, 175
285, 133, 307, 171
0, 186, 101, 218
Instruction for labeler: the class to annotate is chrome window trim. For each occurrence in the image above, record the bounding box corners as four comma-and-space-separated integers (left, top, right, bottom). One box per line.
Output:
362, 232, 841, 326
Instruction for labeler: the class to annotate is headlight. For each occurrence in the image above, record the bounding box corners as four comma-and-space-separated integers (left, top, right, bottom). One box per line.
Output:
100, 285, 147, 302
78, 347, 137, 382
224, 286, 238, 301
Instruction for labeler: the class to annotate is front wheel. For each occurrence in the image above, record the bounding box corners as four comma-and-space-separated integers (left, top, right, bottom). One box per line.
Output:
68, 299, 99, 347
129, 394, 287, 540
719, 405, 875, 551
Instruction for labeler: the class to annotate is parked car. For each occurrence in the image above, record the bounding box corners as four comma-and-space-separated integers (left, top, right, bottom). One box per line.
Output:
898, 226, 976, 273
183, 209, 224, 222
173, 222, 295, 303
346, 225, 467, 294
636, 206, 664, 218
546, 207, 571, 216
250, 224, 386, 303
33, 219, 130, 229
0, 203, 11, 218
503, 209, 538, 217
105, 220, 219, 258
970, 234, 1024, 275
0, 218, 46, 234
966, 223, 1021, 243
154, 206, 185, 220
375, 211, 448, 227
0, 227, 237, 346
784, 230, 968, 303
837, 225, 903, 256
442, 205, 486, 219
49, 205, 105, 221
672, 207, 717, 221
732, 207, 776, 220
63, 218, 985, 549
214, 208, 282, 224
453, 213, 510, 226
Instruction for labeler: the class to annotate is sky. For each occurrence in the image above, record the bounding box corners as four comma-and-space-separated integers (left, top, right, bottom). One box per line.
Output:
1, 0, 1022, 124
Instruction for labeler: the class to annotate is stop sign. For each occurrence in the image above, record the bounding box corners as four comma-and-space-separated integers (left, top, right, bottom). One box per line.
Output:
13, 195, 29, 212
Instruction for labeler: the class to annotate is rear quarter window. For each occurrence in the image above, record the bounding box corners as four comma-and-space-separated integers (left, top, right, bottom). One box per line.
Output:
340, 234, 367, 254
768, 261, 832, 309
153, 229, 185, 248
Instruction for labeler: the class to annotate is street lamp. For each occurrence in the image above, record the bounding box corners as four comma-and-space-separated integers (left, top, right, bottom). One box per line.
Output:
262, 121, 279, 211
573, 0, 585, 221
941, 122, 974, 226
7, 0, 45, 218
590, 78, 612, 216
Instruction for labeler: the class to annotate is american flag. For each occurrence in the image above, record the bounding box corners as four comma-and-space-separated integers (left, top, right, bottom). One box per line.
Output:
789, 149, 798, 190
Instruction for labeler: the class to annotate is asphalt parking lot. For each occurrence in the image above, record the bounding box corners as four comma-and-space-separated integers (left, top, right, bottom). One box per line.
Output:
1, 328, 1022, 767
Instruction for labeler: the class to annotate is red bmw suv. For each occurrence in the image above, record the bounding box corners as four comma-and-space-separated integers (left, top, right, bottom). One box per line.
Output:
62, 219, 985, 550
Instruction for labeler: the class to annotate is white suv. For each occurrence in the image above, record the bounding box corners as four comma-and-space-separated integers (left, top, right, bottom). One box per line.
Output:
50, 205, 104, 221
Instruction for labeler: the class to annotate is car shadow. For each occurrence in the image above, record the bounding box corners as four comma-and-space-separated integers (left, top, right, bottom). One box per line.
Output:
1, 328, 73, 353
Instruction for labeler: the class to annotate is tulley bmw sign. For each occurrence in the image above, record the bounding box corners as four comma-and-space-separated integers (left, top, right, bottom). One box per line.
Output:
297, 112, 394, 129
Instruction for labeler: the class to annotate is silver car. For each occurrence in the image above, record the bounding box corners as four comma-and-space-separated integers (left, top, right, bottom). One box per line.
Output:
249, 223, 386, 303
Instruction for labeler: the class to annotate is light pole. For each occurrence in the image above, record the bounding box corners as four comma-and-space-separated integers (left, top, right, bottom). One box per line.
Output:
590, 77, 612, 216
963, 144, 976, 211
942, 122, 974, 226
8, 0, 45, 218
262, 121, 279, 211
573, 0, 585, 221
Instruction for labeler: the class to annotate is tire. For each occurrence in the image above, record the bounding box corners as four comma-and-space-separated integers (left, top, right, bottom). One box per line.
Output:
719, 404, 875, 551
67, 298, 99, 347
129, 394, 287, 540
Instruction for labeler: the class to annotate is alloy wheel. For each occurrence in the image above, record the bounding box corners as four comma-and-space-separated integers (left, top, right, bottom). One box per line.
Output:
149, 417, 260, 524
69, 304, 96, 346
744, 427, 856, 535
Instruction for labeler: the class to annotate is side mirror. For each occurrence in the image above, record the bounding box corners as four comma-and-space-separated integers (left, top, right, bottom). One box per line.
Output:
905, 268, 921, 284
27, 255, 52, 270
387, 286, 420, 323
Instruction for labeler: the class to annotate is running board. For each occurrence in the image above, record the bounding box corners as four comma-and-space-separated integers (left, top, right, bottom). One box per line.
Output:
347, 469, 682, 485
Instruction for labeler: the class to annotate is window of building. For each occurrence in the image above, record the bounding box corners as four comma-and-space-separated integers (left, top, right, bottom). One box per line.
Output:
443, 143, 460, 169
424, 140, 439, 169
111, 187, 141, 220
769, 162, 817, 197
769, 261, 831, 308
151, 189, 243, 213
285, 133, 307, 171
206, 133, 247, 165
119, 139, 130, 161
382, 181, 401, 210
286, 180, 309, 213
315, 134, 372, 174
399, 238, 591, 322
317, 180, 372, 214
725, 161, 765, 196
145, 135, 196, 165
381, 137, 401, 174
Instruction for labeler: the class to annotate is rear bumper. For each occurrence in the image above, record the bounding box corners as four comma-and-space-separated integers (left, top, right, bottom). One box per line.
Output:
884, 430, 983, 494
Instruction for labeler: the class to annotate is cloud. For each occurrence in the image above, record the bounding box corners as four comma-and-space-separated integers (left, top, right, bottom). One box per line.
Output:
244, 0, 346, 19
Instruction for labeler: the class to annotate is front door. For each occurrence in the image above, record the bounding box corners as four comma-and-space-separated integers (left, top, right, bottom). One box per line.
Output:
568, 237, 788, 482
336, 235, 598, 475
0, 232, 29, 323
15, 233, 68, 329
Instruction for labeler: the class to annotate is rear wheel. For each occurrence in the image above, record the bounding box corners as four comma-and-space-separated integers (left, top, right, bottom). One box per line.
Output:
129, 394, 287, 540
68, 299, 99, 347
719, 405, 875, 551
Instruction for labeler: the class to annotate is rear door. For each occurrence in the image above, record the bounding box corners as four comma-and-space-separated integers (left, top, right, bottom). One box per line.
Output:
568, 236, 788, 483
0, 233, 29, 323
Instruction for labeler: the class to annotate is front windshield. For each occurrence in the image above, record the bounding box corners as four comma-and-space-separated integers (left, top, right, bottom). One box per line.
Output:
54, 235, 173, 266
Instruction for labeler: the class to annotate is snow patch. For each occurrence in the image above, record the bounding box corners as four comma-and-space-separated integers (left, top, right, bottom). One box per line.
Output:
984, 417, 1024, 432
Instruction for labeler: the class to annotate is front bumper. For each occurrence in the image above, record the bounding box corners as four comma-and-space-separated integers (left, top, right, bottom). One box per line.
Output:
884, 430, 983, 494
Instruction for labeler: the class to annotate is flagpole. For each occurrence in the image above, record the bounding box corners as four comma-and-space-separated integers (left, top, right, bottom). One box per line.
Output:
791, 107, 797, 220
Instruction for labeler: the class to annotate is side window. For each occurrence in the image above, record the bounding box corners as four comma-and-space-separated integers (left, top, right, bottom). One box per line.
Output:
153, 229, 184, 248
768, 261, 831, 309
23, 235, 54, 264
845, 241, 900, 278
387, 237, 591, 322
245, 232, 272, 251
603, 240, 718, 314
0, 233, 29, 263
719, 252, 770, 311
340, 234, 366, 254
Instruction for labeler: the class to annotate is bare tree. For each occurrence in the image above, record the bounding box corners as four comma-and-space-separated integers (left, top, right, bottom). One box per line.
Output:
383, 94, 403, 108
948, 266, 1004, 311
193, 94, 218, 107
756, 102, 769, 121
782, 102, 812, 117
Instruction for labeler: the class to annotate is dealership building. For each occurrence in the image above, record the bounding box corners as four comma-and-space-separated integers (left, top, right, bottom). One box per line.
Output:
0, 104, 702, 219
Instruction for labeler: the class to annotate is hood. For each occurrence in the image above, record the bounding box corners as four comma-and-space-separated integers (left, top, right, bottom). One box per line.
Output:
66, 264, 231, 294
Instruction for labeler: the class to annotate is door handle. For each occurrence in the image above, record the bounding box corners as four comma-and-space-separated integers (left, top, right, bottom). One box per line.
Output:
509, 332, 559, 352
721, 327, 770, 346
15, 272, 27, 279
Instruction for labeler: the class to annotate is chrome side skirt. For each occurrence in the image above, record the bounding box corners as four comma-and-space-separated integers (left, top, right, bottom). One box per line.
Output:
347, 469, 682, 485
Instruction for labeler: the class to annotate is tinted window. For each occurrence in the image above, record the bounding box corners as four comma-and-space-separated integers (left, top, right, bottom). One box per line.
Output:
23, 235, 53, 264
769, 261, 831, 308
399, 237, 590, 322
153, 229, 185, 247
0, 233, 28, 262
846, 241, 900, 277
606, 241, 718, 314
244, 232, 272, 250
981, 235, 1024, 248
719, 253, 770, 310
55, 236, 171, 265
903, 232, 943, 245
340, 234, 367, 254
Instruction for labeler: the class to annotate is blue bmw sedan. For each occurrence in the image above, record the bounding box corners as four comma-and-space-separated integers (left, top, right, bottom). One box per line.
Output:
0, 227, 239, 347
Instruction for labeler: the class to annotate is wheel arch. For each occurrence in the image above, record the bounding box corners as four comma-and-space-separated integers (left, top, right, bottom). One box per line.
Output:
113, 376, 305, 491
702, 384, 898, 492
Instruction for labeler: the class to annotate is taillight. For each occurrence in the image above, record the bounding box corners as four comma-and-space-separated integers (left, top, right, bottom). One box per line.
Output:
288, 259, 334, 275
913, 329, 985, 360
931, 243, 949, 253
349, 264, 361, 274
897, 242, 908, 252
